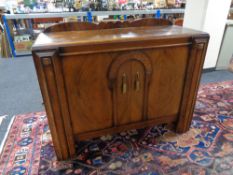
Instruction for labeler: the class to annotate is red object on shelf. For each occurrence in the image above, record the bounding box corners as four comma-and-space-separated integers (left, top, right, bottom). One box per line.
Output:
174, 18, 183, 26
119, 0, 127, 4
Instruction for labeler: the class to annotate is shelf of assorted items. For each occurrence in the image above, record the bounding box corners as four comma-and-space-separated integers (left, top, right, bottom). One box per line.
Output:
229, 8, 233, 19
4, 9, 184, 19
3, 9, 185, 57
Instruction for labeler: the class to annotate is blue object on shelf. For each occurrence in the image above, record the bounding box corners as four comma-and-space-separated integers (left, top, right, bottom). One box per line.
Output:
2, 15, 15, 57
155, 9, 161, 19
13, 19, 20, 30
124, 15, 127, 21
87, 11, 93, 22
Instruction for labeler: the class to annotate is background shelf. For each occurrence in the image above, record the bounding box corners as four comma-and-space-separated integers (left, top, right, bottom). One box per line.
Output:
2, 8, 185, 57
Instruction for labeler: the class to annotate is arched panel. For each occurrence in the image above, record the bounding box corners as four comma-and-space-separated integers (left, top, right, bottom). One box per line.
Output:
108, 52, 152, 126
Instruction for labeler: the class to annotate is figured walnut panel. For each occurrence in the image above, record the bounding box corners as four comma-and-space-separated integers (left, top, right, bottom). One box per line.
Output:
62, 53, 113, 134
146, 46, 189, 118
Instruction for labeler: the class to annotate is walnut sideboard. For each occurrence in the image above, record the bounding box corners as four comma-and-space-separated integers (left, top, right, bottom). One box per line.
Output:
32, 19, 209, 160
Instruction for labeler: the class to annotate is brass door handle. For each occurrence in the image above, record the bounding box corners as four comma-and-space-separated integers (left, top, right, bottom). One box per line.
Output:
135, 72, 140, 91
122, 73, 127, 94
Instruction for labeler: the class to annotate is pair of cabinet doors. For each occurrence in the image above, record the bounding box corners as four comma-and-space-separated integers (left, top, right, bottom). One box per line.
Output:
62, 47, 188, 135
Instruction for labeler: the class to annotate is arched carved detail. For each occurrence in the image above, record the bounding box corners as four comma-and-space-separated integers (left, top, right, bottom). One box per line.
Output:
107, 51, 153, 126
108, 51, 152, 88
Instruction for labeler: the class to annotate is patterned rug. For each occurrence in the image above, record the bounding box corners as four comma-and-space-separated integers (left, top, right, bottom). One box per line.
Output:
0, 81, 233, 175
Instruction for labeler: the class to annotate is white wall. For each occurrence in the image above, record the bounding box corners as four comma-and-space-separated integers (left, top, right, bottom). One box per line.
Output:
202, 0, 232, 68
183, 0, 208, 30
0, 0, 6, 8
183, 0, 231, 69
216, 22, 233, 69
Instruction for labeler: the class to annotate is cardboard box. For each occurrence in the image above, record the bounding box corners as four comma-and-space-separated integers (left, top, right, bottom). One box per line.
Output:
154, 0, 167, 8
14, 41, 33, 52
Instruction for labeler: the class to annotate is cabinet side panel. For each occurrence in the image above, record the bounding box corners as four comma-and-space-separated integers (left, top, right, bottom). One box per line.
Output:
176, 37, 209, 133
62, 53, 113, 134
52, 56, 76, 157
32, 51, 70, 160
147, 46, 189, 118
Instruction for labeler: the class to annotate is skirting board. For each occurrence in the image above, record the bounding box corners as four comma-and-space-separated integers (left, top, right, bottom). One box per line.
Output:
215, 66, 229, 71
202, 67, 216, 73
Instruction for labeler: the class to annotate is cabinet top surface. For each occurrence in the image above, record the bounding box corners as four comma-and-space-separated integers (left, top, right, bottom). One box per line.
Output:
32, 25, 208, 51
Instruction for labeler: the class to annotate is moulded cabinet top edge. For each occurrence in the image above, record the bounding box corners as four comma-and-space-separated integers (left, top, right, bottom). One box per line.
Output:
32, 25, 209, 51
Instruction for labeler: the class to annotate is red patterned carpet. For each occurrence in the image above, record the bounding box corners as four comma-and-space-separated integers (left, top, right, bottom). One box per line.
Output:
0, 81, 233, 175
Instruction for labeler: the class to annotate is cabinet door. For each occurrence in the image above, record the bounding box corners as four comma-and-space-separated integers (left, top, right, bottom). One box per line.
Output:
108, 52, 152, 126
146, 46, 189, 118
62, 53, 113, 134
